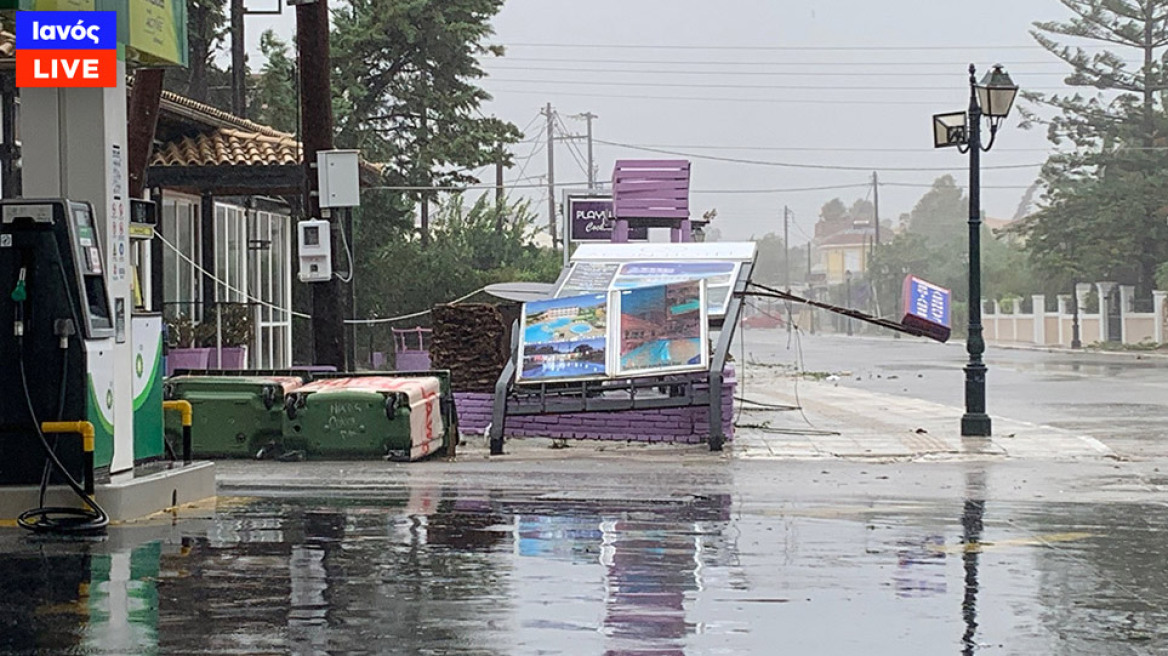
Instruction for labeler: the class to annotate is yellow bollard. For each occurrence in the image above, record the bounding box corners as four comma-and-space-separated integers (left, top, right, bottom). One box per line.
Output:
162, 400, 194, 464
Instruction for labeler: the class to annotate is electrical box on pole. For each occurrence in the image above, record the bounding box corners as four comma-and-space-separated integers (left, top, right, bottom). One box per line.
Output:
298, 218, 333, 282
316, 149, 361, 208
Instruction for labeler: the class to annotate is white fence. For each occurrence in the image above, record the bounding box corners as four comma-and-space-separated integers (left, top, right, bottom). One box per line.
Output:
983, 284, 1168, 347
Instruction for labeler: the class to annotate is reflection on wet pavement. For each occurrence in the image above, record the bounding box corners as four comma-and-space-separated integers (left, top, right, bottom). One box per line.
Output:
2, 468, 1168, 654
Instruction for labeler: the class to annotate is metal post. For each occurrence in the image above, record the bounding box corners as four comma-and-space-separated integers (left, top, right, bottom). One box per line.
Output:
495, 142, 505, 231
783, 206, 790, 288
419, 114, 430, 248
845, 273, 853, 336
0, 72, 19, 198
962, 64, 992, 437
345, 207, 356, 371
808, 286, 815, 335
489, 320, 521, 455
545, 103, 557, 248
561, 190, 571, 269
1071, 282, 1082, 349
230, 0, 246, 118
872, 171, 880, 245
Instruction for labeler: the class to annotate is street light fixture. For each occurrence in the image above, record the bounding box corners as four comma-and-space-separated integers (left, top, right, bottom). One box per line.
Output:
934, 63, 1018, 438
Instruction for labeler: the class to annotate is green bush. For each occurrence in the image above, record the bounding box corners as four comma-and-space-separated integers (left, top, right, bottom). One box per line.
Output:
1156, 262, 1168, 291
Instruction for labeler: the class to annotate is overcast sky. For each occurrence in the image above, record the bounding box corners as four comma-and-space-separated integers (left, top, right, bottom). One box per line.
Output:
239, 0, 1108, 245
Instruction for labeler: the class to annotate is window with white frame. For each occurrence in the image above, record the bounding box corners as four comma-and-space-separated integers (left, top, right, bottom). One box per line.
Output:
248, 207, 293, 368
214, 203, 249, 303
161, 194, 202, 322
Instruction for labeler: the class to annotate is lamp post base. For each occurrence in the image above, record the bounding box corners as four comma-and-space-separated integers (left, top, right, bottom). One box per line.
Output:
961, 413, 992, 437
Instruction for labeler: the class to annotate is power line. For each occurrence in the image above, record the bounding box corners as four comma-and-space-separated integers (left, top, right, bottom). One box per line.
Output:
484, 55, 1084, 67
513, 111, 544, 139
595, 139, 1044, 172
690, 183, 872, 194
365, 180, 589, 192
492, 77, 1057, 92
486, 64, 1076, 78
488, 87, 949, 106
504, 42, 1077, 52
554, 112, 591, 180
880, 180, 1040, 190
589, 143, 1060, 153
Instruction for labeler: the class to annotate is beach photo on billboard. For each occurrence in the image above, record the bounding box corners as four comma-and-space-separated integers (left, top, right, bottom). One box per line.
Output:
613, 280, 708, 377
517, 292, 610, 382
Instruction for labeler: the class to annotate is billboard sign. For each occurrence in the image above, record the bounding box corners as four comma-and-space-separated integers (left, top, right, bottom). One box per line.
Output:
614, 280, 708, 377
901, 275, 951, 342
611, 261, 739, 316
567, 196, 648, 242
518, 293, 610, 383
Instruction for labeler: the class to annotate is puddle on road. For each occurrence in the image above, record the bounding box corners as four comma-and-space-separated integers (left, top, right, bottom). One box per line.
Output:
1, 488, 1166, 654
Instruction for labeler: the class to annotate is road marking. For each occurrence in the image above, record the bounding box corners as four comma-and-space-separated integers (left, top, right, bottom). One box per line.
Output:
932, 531, 1094, 554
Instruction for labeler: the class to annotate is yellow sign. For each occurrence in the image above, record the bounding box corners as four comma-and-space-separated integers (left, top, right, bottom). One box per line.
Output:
20, 0, 188, 67
129, 224, 154, 239
127, 0, 185, 66
35, 0, 97, 9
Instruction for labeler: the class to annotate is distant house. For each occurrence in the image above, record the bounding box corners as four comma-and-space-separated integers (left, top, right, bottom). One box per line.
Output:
818, 228, 876, 284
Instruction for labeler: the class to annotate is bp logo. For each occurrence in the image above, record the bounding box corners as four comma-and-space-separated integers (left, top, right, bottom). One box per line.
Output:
105, 389, 114, 410
135, 353, 144, 377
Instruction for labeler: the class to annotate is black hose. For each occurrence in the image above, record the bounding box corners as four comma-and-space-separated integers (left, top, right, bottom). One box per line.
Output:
36, 344, 68, 510
16, 335, 109, 535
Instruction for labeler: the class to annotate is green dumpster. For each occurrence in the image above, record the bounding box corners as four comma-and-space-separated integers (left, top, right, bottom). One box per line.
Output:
284, 371, 456, 461
163, 374, 309, 458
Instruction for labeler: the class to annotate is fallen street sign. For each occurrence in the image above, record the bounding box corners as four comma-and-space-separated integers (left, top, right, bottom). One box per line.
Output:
901, 275, 951, 343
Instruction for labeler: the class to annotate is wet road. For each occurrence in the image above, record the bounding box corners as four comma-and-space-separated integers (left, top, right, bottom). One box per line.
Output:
3, 458, 1168, 655
737, 330, 1168, 458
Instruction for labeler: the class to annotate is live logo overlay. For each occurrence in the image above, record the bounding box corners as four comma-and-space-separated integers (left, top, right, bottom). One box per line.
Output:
901, 275, 952, 343
15, 11, 118, 88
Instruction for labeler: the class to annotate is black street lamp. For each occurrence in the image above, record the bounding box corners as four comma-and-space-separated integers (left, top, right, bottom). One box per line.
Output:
934, 64, 1019, 437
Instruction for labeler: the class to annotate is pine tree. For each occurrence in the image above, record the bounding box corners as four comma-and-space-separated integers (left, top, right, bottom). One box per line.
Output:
1015, 0, 1168, 295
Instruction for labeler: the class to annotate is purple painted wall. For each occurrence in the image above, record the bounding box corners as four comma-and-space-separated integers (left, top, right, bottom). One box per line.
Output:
456, 370, 736, 444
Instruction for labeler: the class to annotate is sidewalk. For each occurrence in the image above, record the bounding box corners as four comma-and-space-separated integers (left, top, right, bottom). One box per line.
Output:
451, 370, 1115, 464
792, 329, 1168, 360
730, 367, 1116, 462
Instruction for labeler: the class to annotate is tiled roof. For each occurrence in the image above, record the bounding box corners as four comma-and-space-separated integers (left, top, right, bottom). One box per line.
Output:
151, 128, 301, 168
0, 35, 385, 178
158, 90, 293, 140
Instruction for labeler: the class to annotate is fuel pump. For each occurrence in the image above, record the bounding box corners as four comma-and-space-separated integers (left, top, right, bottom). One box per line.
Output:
0, 199, 116, 532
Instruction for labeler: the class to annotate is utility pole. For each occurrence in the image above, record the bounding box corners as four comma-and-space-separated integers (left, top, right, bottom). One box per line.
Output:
783, 205, 791, 288
544, 103, 557, 247
807, 242, 815, 334
579, 112, 598, 189
230, 0, 246, 118
298, 0, 345, 369
872, 171, 880, 244
419, 113, 430, 248
495, 143, 505, 233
